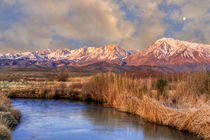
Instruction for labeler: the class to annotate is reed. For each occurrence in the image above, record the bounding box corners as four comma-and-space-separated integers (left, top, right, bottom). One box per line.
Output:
82, 72, 210, 139
0, 125, 11, 140
8, 82, 85, 100
0, 94, 21, 139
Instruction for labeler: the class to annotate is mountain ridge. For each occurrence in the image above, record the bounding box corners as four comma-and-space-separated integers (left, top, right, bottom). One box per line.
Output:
0, 38, 210, 71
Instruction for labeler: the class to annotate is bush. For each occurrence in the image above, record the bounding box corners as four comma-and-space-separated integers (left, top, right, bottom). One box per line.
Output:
156, 79, 168, 95
9, 108, 21, 122
0, 95, 11, 110
0, 125, 11, 140
56, 73, 69, 82
0, 112, 18, 128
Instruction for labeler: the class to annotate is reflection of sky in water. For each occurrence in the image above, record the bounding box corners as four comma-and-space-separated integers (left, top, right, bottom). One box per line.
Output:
11, 99, 198, 140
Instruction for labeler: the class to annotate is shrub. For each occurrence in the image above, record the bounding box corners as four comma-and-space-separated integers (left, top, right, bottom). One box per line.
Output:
0, 95, 11, 110
0, 112, 18, 128
0, 125, 11, 140
156, 79, 168, 95
56, 73, 69, 82
9, 108, 21, 122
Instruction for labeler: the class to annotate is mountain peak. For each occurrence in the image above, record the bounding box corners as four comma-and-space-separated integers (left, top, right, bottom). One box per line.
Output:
0, 39, 209, 69
104, 44, 120, 50
154, 38, 181, 47
126, 38, 210, 66
157, 37, 175, 42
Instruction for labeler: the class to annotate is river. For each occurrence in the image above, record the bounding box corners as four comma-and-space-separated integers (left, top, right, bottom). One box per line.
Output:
11, 99, 198, 140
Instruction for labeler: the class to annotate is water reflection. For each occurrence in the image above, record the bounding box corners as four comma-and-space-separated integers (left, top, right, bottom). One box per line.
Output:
81, 104, 198, 140
11, 99, 198, 140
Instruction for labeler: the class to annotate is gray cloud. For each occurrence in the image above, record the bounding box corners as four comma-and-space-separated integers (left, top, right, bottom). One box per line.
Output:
0, 0, 135, 52
0, 41, 24, 53
120, 0, 166, 50
0, 0, 209, 53
167, 0, 210, 43
1, 17, 53, 51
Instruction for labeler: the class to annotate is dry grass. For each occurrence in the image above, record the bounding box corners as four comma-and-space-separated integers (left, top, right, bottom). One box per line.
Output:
3, 71, 210, 139
0, 125, 12, 140
0, 94, 12, 112
0, 94, 21, 139
137, 97, 210, 139
0, 94, 21, 127
0, 112, 18, 128
172, 71, 210, 108
56, 73, 69, 82
82, 72, 210, 139
8, 82, 84, 100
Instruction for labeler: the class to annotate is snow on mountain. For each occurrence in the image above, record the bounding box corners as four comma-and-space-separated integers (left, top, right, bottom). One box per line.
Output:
126, 38, 210, 66
0, 38, 209, 69
145, 38, 210, 59
0, 44, 130, 67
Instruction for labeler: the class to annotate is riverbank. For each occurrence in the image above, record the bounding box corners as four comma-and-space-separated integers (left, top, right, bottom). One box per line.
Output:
0, 94, 21, 140
3, 71, 210, 139
11, 99, 199, 140
82, 72, 210, 139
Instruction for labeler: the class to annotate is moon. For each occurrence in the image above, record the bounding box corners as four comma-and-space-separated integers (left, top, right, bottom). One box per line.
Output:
183, 17, 187, 21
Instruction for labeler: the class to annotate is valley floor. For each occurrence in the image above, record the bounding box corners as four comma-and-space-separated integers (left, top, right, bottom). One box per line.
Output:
0, 70, 209, 139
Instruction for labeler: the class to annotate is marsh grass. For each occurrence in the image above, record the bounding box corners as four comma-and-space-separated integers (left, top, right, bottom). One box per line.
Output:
3, 71, 210, 139
0, 125, 12, 140
0, 94, 21, 139
0, 94, 20, 128
82, 72, 210, 139
8, 82, 85, 100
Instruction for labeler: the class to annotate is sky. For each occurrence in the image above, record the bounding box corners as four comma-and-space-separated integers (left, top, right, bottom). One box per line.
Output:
0, 0, 209, 52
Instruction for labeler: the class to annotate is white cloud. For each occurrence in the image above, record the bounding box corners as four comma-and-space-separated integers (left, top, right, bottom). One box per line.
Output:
0, 0, 209, 52
0, 0, 135, 50
119, 0, 166, 49
167, 0, 210, 43
1, 17, 53, 51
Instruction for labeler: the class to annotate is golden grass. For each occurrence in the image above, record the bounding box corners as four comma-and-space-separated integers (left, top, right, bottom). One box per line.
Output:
0, 94, 21, 127
8, 82, 84, 100
0, 94, 21, 139
137, 97, 210, 139
0, 125, 11, 140
82, 72, 210, 139
0, 94, 12, 112
4, 71, 210, 139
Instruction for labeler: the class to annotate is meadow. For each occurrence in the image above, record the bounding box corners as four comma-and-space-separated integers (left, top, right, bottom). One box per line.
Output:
0, 68, 209, 139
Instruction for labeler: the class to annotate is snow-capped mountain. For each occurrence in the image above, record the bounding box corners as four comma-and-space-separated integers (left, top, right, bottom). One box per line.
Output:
0, 44, 130, 67
126, 38, 210, 67
0, 38, 209, 70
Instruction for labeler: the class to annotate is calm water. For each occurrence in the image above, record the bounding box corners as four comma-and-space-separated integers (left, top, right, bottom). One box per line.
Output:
11, 99, 198, 140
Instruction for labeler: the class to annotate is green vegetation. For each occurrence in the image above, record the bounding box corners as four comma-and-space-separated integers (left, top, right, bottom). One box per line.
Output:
156, 79, 168, 96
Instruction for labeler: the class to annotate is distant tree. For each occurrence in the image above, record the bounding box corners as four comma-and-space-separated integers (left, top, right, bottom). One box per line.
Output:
56, 73, 69, 82
156, 79, 168, 95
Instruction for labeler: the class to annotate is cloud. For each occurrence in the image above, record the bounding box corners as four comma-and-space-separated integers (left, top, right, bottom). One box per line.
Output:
167, 0, 210, 43
1, 17, 53, 51
2, 0, 17, 5
119, 0, 167, 49
0, 0, 209, 52
0, 41, 22, 53
0, 0, 135, 51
